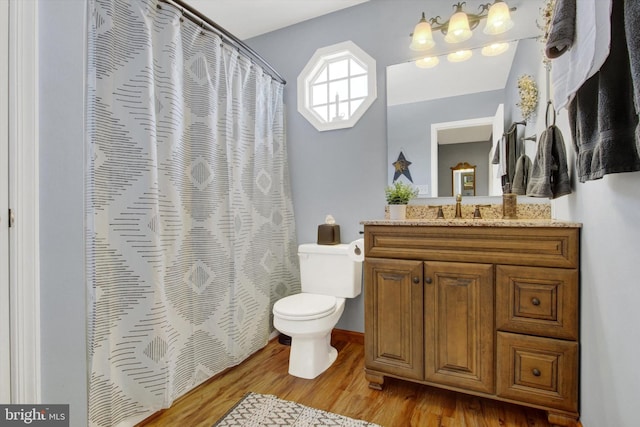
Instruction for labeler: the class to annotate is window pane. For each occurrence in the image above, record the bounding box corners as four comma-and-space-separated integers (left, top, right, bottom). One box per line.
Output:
329, 80, 349, 104
338, 101, 349, 119
328, 103, 337, 121
350, 99, 364, 114
329, 59, 349, 80
314, 66, 328, 83
350, 58, 366, 75
313, 105, 328, 122
350, 75, 368, 98
311, 83, 328, 106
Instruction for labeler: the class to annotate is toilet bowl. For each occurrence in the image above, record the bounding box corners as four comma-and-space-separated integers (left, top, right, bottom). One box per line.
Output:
273, 294, 345, 379
272, 242, 363, 379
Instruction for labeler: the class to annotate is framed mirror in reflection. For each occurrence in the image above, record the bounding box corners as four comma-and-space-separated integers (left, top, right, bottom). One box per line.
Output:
386, 1, 543, 199
451, 162, 476, 197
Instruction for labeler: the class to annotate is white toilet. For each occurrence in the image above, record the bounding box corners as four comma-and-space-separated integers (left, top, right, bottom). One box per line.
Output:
273, 242, 363, 379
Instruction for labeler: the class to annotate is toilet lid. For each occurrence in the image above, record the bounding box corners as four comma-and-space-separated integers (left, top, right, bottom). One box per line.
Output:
273, 293, 337, 320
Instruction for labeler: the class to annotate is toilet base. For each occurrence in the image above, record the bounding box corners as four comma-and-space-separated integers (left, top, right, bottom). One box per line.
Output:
278, 333, 291, 346
288, 332, 337, 379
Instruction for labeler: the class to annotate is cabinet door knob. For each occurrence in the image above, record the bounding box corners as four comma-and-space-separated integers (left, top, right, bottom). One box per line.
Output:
532, 368, 541, 377
425, 277, 432, 284
531, 297, 541, 306
412, 276, 421, 284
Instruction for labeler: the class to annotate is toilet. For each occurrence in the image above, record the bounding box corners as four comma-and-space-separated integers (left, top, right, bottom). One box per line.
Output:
273, 242, 363, 379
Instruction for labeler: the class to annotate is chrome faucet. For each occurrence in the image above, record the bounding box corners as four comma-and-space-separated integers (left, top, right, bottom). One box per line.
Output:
455, 194, 462, 218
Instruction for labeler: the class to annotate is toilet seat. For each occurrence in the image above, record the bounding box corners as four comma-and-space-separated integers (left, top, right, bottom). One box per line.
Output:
273, 293, 337, 320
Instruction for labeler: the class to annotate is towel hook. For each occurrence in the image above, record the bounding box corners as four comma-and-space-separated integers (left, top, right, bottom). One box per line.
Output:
545, 100, 556, 128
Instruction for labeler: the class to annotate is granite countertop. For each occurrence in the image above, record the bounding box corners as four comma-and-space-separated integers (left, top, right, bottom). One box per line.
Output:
361, 218, 582, 228
365, 203, 582, 227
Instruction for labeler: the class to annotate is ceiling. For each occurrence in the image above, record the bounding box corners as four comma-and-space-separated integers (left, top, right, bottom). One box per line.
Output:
185, 0, 370, 40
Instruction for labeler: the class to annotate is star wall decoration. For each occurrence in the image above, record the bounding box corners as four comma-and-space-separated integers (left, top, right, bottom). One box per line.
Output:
392, 151, 413, 182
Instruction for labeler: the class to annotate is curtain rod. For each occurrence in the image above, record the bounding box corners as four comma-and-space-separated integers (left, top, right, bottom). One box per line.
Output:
158, 0, 287, 85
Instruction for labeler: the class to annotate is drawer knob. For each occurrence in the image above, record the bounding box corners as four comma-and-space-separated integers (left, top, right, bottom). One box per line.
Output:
532, 368, 541, 377
425, 277, 432, 284
413, 276, 421, 284
531, 297, 541, 306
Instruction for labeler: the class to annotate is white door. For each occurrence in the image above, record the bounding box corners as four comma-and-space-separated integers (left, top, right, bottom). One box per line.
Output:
0, 0, 12, 403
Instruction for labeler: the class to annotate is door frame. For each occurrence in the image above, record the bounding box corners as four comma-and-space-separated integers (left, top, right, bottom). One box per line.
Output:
6, 0, 40, 404
0, 0, 11, 403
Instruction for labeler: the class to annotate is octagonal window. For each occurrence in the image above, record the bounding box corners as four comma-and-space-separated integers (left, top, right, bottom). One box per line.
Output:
297, 41, 377, 131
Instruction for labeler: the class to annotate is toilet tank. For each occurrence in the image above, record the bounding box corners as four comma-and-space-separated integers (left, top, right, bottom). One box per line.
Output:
298, 243, 363, 298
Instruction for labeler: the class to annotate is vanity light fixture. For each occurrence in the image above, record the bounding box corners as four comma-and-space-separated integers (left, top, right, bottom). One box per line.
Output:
409, 1, 515, 51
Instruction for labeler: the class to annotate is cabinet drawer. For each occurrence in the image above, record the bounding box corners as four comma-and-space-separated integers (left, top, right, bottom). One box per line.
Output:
496, 266, 578, 340
365, 225, 579, 268
497, 332, 578, 412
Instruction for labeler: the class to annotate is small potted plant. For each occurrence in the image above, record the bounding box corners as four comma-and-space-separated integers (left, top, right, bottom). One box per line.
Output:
385, 181, 419, 220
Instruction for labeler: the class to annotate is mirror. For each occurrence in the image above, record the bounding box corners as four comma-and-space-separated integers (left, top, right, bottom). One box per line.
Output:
386, 0, 544, 198
451, 162, 476, 197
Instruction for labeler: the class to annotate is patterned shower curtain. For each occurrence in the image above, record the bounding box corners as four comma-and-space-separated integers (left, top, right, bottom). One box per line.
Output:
85, 0, 299, 425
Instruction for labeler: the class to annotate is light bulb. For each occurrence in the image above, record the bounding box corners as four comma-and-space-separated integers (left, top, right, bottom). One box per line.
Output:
410, 14, 435, 51
444, 10, 472, 43
484, 1, 514, 35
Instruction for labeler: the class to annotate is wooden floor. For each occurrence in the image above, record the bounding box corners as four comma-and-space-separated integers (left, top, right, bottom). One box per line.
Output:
139, 333, 555, 427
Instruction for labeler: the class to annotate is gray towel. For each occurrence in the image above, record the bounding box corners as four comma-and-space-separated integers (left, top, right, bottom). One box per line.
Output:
569, 0, 640, 182
504, 127, 518, 185
526, 125, 572, 199
512, 154, 531, 195
624, 0, 640, 151
490, 128, 518, 187
545, 0, 576, 59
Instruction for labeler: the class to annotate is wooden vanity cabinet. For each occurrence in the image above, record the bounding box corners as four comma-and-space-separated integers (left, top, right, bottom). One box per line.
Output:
363, 224, 580, 426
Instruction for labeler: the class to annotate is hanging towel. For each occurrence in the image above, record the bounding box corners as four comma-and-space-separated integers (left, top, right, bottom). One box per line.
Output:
569, 0, 640, 182
504, 126, 518, 185
491, 134, 506, 177
512, 154, 532, 195
550, 0, 612, 110
545, 0, 576, 59
526, 125, 572, 199
624, 0, 640, 148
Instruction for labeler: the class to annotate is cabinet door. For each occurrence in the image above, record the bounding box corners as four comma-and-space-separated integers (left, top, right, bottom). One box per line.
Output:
365, 258, 424, 381
424, 261, 494, 393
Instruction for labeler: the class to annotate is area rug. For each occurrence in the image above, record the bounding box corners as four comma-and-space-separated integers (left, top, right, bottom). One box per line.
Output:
213, 392, 381, 426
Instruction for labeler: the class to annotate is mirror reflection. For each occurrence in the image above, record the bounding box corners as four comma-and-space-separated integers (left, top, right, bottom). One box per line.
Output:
451, 162, 476, 197
386, 1, 543, 198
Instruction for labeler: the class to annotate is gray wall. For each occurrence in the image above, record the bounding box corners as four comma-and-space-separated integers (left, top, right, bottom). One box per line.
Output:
387, 90, 503, 195
438, 141, 491, 197
248, 0, 401, 331
39, 0, 87, 426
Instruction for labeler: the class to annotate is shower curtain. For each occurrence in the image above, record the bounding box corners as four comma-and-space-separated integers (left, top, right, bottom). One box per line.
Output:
85, 0, 299, 425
